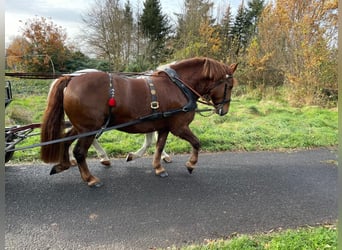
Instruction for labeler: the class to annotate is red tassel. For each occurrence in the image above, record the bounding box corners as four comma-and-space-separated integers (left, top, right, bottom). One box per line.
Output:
108, 98, 116, 107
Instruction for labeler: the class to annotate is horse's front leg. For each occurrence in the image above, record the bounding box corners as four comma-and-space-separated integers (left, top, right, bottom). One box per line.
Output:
172, 126, 200, 174
73, 136, 103, 187
153, 131, 169, 178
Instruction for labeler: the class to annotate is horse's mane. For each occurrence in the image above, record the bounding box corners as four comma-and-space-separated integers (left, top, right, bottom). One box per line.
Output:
171, 57, 230, 81
202, 58, 231, 81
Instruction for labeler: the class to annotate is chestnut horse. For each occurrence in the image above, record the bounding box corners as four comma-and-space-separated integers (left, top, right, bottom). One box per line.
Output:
65, 69, 171, 166
40, 57, 237, 187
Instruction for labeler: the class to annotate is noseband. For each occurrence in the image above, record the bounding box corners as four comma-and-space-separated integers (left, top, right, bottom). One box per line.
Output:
213, 80, 231, 105
204, 75, 233, 114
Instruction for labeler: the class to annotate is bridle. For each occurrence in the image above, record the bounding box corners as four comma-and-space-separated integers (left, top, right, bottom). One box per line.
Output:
210, 75, 233, 115
160, 68, 234, 115
196, 74, 233, 115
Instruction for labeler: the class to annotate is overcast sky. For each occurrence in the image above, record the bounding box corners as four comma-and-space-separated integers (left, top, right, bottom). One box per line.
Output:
5, 0, 242, 47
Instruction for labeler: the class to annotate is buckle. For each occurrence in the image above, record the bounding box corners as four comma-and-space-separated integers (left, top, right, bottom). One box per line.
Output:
151, 101, 159, 109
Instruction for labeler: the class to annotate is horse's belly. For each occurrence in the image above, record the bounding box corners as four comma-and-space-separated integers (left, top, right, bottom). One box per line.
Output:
116, 120, 166, 134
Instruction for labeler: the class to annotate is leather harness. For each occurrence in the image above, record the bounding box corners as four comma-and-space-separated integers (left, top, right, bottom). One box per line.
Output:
102, 67, 229, 133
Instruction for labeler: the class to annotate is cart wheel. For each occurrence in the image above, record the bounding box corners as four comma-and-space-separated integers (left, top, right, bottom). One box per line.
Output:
5, 127, 16, 163
5, 149, 14, 163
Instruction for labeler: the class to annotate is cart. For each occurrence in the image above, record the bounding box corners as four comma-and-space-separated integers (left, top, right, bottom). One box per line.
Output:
5, 80, 43, 162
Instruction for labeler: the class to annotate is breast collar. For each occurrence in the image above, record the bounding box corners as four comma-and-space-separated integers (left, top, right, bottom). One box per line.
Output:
162, 68, 198, 112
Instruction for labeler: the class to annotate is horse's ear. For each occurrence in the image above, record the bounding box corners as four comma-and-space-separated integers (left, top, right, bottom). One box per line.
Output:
229, 63, 238, 73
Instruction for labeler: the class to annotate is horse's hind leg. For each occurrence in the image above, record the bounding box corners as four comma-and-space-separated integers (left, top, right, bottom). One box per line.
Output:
69, 145, 77, 166
152, 131, 169, 178
50, 128, 77, 174
70, 138, 110, 166
126, 132, 153, 161
92, 139, 111, 166
73, 136, 102, 187
172, 126, 200, 174
126, 132, 172, 163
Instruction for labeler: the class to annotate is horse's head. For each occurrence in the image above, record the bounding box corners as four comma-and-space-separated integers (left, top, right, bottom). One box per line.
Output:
207, 63, 238, 116
167, 57, 238, 116
193, 58, 238, 116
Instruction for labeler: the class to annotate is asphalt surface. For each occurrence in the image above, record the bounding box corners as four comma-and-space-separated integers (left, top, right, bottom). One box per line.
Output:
5, 148, 337, 249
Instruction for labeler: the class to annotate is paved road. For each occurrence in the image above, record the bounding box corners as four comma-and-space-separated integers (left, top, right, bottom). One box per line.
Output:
5, 148, 337, 249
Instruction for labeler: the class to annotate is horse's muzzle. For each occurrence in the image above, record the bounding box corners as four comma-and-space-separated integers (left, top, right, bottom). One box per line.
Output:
215, 105, 228, 116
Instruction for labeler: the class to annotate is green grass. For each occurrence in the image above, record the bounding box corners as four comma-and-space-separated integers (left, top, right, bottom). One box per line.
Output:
163, 224, 337, 250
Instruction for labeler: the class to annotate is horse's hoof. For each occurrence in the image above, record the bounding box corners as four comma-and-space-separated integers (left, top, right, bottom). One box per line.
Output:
187, 167, 194, 174
50, 168, 57, 175
70, 159, 77, 166
162, 156, 172, 163
88, 181, 104, 188
186, 161, 195, 174
100, 160, 111, 166
126, 153, 133, 162
157, 171, 169, 178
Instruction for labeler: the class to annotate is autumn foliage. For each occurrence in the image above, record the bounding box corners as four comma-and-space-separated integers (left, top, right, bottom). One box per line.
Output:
246, 0, 337, 106
6, 17, 68, 73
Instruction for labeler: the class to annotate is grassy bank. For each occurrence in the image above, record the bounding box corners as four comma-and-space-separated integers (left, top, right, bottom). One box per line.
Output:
164, 224, 337, 250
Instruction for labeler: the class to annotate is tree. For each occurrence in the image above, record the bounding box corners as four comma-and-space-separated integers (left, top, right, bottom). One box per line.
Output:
6, 16, 69, 72
230, 0, 264, 58
82, 0, 133, 71
173, 0, 215, 59
230, 2, 249, 57
246, 0, 265, 36
122, 1, 134, 65
245, 0, 338, 106
139, 0, 171, 65
219, 5, 234, 61
6, 36, 30, 71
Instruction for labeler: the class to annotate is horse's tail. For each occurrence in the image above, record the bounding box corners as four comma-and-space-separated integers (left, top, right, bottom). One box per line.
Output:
40, 76, 72, 163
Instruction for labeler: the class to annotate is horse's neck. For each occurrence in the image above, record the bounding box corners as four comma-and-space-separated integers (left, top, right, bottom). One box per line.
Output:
171, 64, 205, 93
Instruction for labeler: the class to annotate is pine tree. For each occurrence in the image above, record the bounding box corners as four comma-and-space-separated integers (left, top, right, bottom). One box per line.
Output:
173, 0, 215, 58
140, 0, 169, 42
219, 5, 233, 60
230, 0, 265, 57
246, 0, 265, 37
139, 0, 171, 65
230, 2, 249, 56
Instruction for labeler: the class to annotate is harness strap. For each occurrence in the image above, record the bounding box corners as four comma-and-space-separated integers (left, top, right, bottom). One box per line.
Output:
96, 73, 115, 139
146, 77, 159, 110
162, 68, 197, 112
